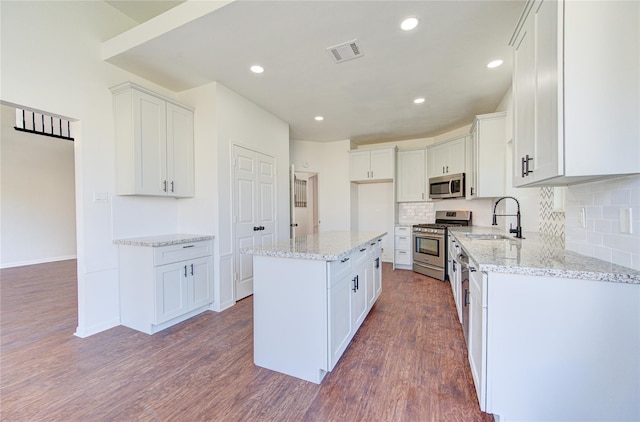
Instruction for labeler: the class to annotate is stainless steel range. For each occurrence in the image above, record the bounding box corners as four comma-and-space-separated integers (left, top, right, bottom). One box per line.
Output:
412, 210, 472, 280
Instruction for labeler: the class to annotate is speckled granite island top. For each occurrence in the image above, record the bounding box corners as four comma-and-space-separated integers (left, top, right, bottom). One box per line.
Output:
450, 227, 640, 284
113, 234, 214, 247
241, 231, 387, 261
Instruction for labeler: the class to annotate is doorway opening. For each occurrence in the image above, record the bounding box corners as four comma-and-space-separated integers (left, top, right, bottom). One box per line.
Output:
290, 170, 318, 238
0, 103, 77, 269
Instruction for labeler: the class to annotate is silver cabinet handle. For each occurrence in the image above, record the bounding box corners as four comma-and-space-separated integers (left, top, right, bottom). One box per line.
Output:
183, 265, 187, 277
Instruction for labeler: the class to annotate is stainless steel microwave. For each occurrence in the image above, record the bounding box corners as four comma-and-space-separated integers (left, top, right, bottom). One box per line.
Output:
429, 173, 465, 199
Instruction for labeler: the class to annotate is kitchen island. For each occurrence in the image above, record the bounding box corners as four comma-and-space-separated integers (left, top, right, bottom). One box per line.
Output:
241, 231, 386, 383
448, 227, 640, 421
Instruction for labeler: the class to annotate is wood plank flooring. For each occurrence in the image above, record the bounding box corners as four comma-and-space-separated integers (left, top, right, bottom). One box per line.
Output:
1, 260, 492, 421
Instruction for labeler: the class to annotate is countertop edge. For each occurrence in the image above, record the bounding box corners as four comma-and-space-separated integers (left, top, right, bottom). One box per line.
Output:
241, 231, 387, 261
113, 234, 215, 247
449, 229, 640, 284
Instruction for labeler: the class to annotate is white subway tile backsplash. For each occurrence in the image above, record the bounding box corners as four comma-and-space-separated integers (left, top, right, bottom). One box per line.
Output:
566, 175, 640, 271
611, 189, 631, 205
611, 250, 632, 268
594, 219, 612, 233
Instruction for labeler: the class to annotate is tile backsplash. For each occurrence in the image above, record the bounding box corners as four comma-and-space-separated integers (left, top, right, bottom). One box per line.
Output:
539, 187, 566, 238
398, 202, 435, 225
565, 175, 640, 271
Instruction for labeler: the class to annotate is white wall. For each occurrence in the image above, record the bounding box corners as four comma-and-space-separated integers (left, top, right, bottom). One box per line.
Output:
0, 1, 156, 336
290, 139, 351, 231
355, 182, 394, 262
1, 105, 76, 267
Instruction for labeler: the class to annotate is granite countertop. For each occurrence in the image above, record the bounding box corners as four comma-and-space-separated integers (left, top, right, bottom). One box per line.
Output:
450, 227, 640, 284
241, 231, 387, 261
113, 234, 215, 247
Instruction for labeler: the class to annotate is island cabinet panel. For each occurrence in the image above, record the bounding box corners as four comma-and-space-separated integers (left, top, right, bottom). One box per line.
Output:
252, 238, 383, 383
253, 257, 329, 383
483, 273, 640, 421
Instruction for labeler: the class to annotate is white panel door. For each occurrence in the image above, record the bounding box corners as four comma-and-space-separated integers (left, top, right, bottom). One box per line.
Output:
233, 145, 276, 301
257, 154, 276, 249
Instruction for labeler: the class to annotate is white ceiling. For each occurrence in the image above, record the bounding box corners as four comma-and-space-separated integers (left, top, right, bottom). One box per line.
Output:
104, 0, 525, 145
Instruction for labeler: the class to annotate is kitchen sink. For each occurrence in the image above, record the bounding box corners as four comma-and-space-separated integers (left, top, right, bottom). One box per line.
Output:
464, 233, 514, 241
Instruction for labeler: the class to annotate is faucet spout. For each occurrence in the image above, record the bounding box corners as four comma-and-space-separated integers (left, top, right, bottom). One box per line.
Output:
492, 196, 524, 239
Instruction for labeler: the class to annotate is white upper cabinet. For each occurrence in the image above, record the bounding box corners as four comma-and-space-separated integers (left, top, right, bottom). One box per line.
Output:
511, 0, 640, 187
112, 82, 195, 198
349, 147, 395, 182
396, 148, 426, 202
427, 136, 466, 179
468, 112, 506, 198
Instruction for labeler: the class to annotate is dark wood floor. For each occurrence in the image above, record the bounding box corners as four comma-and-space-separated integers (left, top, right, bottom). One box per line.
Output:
1, 260, 491, 421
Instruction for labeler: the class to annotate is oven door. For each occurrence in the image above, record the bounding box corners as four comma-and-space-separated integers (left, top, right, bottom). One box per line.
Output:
412, 233, 445, 268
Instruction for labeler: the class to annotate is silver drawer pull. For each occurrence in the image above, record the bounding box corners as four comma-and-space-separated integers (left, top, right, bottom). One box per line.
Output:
183, 245, 195, 248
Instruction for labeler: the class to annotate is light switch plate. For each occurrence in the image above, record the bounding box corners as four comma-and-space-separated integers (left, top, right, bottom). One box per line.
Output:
619, 208, 632, 234
578, 207, 586, 228
93, 192, 109, 203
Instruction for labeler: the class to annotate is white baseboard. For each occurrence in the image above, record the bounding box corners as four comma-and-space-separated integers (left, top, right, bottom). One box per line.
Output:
74, 318, 120, 338
1, 255, 77, 269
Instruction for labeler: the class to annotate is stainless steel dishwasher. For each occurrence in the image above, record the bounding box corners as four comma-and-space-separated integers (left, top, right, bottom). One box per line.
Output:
458, 252, 475, 347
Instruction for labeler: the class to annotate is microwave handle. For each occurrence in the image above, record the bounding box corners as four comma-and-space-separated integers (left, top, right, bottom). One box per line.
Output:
450, 179, 455, 194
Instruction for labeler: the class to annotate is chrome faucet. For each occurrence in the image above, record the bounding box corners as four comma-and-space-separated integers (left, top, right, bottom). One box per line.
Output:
492, 196, 524, 239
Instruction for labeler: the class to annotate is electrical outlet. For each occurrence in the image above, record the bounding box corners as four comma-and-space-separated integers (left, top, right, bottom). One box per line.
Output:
578, 207, 586, 228
619, 208, 632, 234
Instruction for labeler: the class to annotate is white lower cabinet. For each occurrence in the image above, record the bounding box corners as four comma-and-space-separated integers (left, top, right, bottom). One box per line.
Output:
119, 239, 214, 334
465, 270, 639, 421
468, 263, 486, 409
394, 225, 412, 270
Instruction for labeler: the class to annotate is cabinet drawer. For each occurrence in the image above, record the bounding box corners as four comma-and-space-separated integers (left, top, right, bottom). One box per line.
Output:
154, 241, 212, 266
395, 250, 411, 265
395, 226, 411, 236
395, 235, 411, 250
329, 255, 352, 285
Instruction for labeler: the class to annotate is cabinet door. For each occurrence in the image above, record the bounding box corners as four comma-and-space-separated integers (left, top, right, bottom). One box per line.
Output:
351, 249, 368, 329
133, 89, 167, 196
446, 137, 466, 175
154, 262, 189, 324
167, 103, 195, 198
373, 254, 382, 304
472, 114, 506, 198
469, 268, 486, 410
370, 149, 394, 180
189, 256, 213, 310
328, 271, 353, 370
532, 0, 562, 182
428, 144, 448, 178
349, 151, 371, 181
396, 149, 426, 201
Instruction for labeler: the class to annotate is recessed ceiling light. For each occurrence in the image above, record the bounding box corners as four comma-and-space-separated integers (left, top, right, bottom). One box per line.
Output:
414, 97, 425, 104
315, 116, 324, 121
401, 17, 419, 31
486, 59, 503, 69
250, 65, 264, 74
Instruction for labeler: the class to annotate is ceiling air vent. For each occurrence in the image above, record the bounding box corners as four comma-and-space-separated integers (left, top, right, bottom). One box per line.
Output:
327, 39, 364, 63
